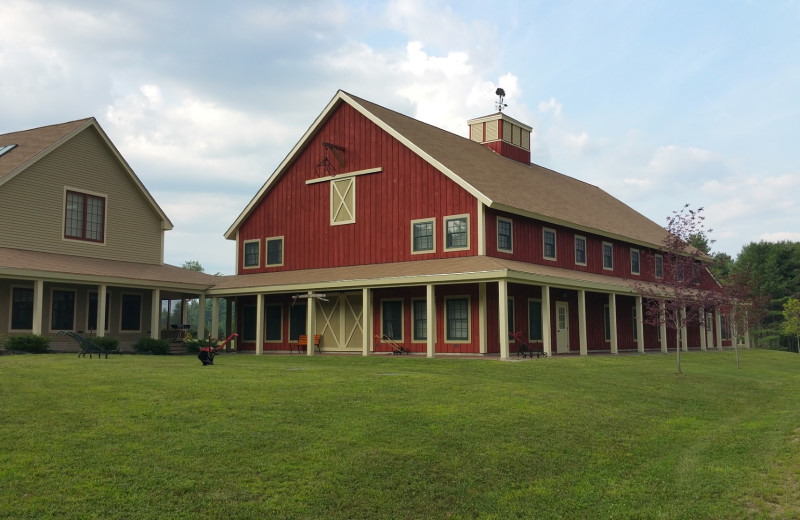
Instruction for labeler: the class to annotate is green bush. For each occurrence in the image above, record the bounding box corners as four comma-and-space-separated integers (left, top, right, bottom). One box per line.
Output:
92, 337, 120, 352
183, 338, 217, 353
6, 334, 50, 353
132, 337, 170, 355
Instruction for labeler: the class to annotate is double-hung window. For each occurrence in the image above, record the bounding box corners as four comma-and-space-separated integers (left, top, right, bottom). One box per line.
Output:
602, 242, 614, 270
497, 218, 513, 253
655, 254, 664, 278
630, 249, 640, 275
411, 218, 435, 253
412, 299, 427, 341
243, 240, 260, 268
528, 300, 543, 342
64, 190, 105, 243
381, 300, 403, 341
543, 228, 556, 260
575, 236, 587, 265
444, 215, 469, 251
51, 289, 75, 330
266, 237, 284, 266
121, 294, 142, 331
445, 297, 470, 341
11, 287, 34, 330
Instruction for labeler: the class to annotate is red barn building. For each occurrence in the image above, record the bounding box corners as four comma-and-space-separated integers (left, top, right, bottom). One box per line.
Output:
211, 91, 737, 357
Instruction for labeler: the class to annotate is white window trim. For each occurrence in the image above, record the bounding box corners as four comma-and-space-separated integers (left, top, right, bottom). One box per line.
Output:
543, 227, 557, 261
630, 248, 641, 276
9, 284, 34, 332
655, 254, 664, 279
443, 214, 470, 252
265, 236, 284, 267
49, 288, 77, 332
410, 217, 436, 255
574, 235, 587, 266
497, 217, 513, 253
119, 292, 143, 333
242, 239, 261, 269
381, 298, 404, 342
602, 241, 614, 271
330, 177, 356, 226
411, 297, 427, 343
62, 186, 108, 246
264, 303, 283, 343
444, 295, 471, 343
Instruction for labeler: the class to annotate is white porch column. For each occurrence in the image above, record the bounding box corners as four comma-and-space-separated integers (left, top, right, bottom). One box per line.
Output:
197, 294, 206, 339
479, 283, 487, 354
699, 306, 707, 351
715, 307, 723, 350
97, 284, 108, 338
32, 279, 44, 335
211, 297, 220, 339
255, 294, 264, 355
659, 301, 668, 353
362, 288, 371, 356
609, 293, 618, 355
635, 296, 644, 353
541, 285, 552, 356
149, 288, 159, 340
578, 289, 588, 356
426, 284, 436, 358
306, 292, 316, 356
498, 280, 510, 360
680, 307, 688, 351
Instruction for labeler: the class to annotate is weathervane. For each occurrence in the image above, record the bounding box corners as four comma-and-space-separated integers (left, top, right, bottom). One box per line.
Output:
495, 88, 508, 112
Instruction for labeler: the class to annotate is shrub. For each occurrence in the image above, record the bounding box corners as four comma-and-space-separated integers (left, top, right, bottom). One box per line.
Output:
6, 334, 50, 353
132, 337, 170, 355
92, 337, 120, 352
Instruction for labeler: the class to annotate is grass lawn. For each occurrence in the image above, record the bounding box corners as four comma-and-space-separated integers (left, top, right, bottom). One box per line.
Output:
1, 349, 799, 519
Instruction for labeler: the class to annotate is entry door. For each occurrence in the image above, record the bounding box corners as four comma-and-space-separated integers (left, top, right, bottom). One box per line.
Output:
556, 301, 570, 353
316, 293, 363, 351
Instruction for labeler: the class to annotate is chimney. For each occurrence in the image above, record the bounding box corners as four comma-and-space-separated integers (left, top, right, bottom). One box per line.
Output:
467, 112, 532, 165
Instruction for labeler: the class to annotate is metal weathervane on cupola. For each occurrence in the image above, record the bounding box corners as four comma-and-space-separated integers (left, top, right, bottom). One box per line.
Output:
495, 87, 508, 112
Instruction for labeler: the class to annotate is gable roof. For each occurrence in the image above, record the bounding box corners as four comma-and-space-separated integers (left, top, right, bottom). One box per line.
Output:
226, 90, 669, 249
0, 118, 173, 230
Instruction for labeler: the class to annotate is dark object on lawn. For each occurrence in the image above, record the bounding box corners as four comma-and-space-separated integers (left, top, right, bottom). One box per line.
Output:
509, 331, 547, 358
375, 334, 409, 355
198, 333, 238, 365
58, 330, 117, 358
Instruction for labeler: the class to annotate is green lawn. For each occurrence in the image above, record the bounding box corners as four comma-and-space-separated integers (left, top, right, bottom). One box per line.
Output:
1, 350, 798, 519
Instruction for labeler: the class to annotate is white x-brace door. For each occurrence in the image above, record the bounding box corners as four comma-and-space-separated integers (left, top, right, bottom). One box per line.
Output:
316, 293, 363, 351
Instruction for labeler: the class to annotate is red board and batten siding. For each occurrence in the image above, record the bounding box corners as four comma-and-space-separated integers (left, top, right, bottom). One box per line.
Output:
237, 103, 477, 273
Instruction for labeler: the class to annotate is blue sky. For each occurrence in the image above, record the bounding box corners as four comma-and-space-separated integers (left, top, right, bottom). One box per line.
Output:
2, 0, 798, 275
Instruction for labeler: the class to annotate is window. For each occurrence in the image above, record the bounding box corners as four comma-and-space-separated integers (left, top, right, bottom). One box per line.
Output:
411, 218, 435, 253
51, 289, 75, 330
265, 304, 282, 341
721, 315, 729, 340
266, 237, 284, 266
543, 228, 556, 260
87, 291, 110, 331
412, 299, 427, 341
11, 287, 33, 330
527, 300, 543, 342
444, 215, 469, 251
64, 190, 105, 242
507, 298, 515, 337
445, 297, 470, 341
602, 242, 614, 270
121, 294, 141, 331
381, 300, 403, 341
243, 240, 260, 268
631, 249, 640, 275
575, 236, 587, 265
289, 304, 306, 341
497, 218, 513, 252
655, 254, 664, 279
330, 177, 355, 225
603, 304, 611, 342
242, 304, 257, 342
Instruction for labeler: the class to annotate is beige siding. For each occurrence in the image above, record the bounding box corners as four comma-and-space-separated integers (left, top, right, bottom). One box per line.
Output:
486, 120, 498, 141
0, 127, 164, 264
470, 123, 482, 142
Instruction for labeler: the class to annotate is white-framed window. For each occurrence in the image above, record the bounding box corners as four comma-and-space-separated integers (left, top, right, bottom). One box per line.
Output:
602, 242, 614, 270
243, 239, 260, 269
264, 304, 282, 342
10, 286, 34, 331
445, 296, 470, 342
528, 299, 543, 342
411, 218, 435, 254
64, 188, 106, 243
266, 237, 284, 267
330, 177, 355, 225
120, 293, 142, 332
575, 235, 587, 266
631, 249, 641, 275
655, 254, 664, 279
444, 214, 470, 251
497, 217, 513, 253
543, 228, 557, 260
51, 289, 76, 331
412, 298, 427, 342
381, 299, 403, 341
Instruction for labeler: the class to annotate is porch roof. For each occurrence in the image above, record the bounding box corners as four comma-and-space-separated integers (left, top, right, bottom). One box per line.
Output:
0, 246, 216, 292
208, 256, 648, 296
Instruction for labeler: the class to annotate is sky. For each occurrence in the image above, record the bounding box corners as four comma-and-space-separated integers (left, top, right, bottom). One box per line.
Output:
1, 0, 798, 275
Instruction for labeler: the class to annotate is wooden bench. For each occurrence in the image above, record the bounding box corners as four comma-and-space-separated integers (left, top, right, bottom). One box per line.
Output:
292, 334, 321, 354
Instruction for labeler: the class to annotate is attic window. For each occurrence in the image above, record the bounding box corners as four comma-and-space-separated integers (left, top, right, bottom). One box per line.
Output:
0, 144, 17, 157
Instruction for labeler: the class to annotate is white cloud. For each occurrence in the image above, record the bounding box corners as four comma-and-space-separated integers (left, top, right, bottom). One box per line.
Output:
539, 97, 563, 117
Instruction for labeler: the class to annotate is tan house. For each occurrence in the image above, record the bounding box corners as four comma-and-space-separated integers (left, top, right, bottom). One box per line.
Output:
0, 118, 216, 349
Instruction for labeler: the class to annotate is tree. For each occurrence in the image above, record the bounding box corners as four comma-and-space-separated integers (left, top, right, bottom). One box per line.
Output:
634, 205, 723, 374
182, 260, 204, 272
782, 297, 800, 353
